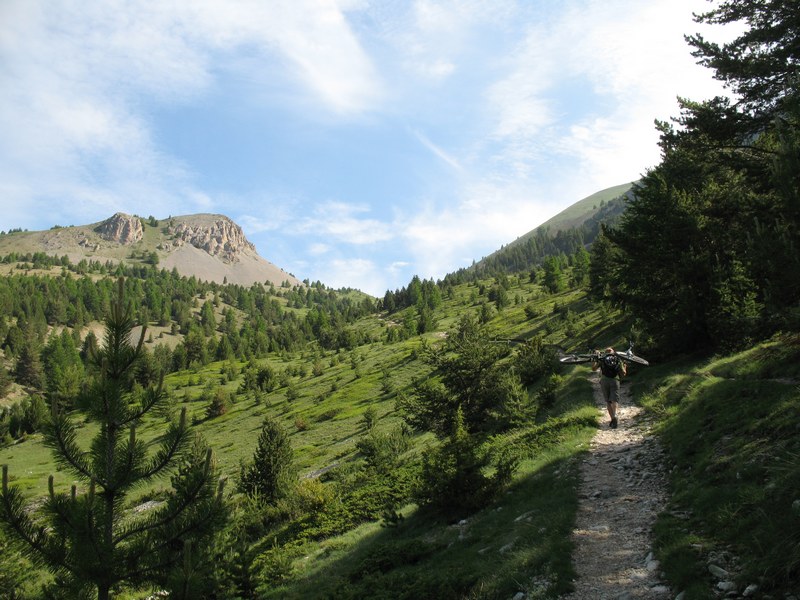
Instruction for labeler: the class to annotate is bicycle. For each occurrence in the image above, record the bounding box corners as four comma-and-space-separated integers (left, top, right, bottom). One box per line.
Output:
558, 342, 649, 366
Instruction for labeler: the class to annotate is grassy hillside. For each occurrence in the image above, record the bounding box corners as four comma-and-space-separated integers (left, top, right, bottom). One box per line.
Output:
1, 263, 799, 598
535, 181, 635, 234
635, 337, 800, 597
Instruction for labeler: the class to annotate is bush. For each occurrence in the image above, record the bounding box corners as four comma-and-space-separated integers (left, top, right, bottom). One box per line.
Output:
356, 426, 411, 473
515, 336, 556, 386
252, 542, 297, 589
205, 388, 230, 419
360, 406, 378, 431
414, 408, 517, 517
536, 373, 563, 408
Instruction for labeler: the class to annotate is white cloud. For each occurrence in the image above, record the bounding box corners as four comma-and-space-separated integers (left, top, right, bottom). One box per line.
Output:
309, 243, 330, 255
0, 0, 383, 232
398, 180, 555, 281
296, 201, 394, 245
481, 0, 730, 197
317, 257, 384, 294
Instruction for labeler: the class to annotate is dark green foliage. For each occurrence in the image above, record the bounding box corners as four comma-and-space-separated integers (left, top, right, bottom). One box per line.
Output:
205, 386, 231, 419
13, 334, 43, 389
488, 284, 509, 310
398, 315, 522, 516
542, 256, 566, 294
41, 329, 84, 409
355, 425, 411, 474
514, 336, 557, 386
586, 0, 800, 353
380, 275, 442, 314
0, 361, 12, 397
0, 535, 29, 598
238, 416, 296, 503
360, 405, 378, 430
570, 246, 590, 287
0, 395, 48, 445
0, 279, 226, 600
687, 0, 800, 124
414, 407, 516, 517
400, 314, 521, 437
587, 229, 620, 301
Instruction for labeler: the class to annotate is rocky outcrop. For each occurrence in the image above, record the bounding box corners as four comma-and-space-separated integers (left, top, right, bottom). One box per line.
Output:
94, 213, 143, 245
167, 215, 255, 264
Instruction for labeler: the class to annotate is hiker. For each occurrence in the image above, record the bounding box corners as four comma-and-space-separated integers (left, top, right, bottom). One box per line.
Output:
592, 347, 626, 428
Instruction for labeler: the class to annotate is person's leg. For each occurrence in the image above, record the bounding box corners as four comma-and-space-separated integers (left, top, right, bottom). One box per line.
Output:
600, 377, 616, 426
608, 379, 620, 427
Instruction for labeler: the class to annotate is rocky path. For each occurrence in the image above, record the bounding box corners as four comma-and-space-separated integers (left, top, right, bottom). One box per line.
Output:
560, 376, 672, 599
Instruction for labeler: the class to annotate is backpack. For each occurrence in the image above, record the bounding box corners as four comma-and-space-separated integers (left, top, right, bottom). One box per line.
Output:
599, 354, 622, 378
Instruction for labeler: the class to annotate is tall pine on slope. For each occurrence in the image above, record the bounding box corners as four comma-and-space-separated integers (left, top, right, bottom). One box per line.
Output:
595, 0, 800, 351
1, 278, 226, 599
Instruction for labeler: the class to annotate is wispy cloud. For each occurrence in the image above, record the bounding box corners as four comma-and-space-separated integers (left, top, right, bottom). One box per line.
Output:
478, 0, 730, 199
296, 201, 394, 245
0, 0, 739, 295
0, 0, 382, 231
413, 130, 463, 171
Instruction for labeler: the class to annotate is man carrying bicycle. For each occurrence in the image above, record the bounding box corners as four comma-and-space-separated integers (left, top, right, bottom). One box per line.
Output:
592, 347, 626, 428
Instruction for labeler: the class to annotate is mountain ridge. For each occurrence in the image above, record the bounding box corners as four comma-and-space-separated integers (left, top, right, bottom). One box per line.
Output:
0, 212, 301, 288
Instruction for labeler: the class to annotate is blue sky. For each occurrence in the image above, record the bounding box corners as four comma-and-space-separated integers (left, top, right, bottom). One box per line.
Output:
0, 0, 733, 296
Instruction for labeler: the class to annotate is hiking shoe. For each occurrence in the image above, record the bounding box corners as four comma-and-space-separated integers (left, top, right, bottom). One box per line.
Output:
610, 417, 618, 429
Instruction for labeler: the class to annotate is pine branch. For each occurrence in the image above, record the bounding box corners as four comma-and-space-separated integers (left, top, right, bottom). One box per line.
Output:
113, 447, 216, 547
118, 479, 226, 582
139, 408, 190, 482
1, 466, 65, 571
44, 404, 93, 481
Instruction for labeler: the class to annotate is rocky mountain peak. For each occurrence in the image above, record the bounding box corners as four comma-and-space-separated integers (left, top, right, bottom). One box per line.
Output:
166, 214, 256, 263
94, 213, 144, 245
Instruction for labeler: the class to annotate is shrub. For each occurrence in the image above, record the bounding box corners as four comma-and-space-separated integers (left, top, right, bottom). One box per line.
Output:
515, 336, 557, 386
536, 373, 563, 408
252, 542, 297, 589
356, 426, 411, 474
205, 388, 230, 419
360, 406, 378, 431
414, 408, 517, 517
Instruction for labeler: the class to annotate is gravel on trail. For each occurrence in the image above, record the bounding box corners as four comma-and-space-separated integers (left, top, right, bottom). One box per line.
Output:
559, 375, 672, 600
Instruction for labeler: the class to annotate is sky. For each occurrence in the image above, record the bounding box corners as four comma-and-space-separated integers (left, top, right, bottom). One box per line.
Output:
0, 0, 735, 296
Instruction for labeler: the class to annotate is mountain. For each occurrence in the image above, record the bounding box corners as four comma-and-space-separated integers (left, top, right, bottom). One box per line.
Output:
0, 212, 302, 287
498, 181, 636, 255
534, 181, 635, 234
448, 182, 635, 281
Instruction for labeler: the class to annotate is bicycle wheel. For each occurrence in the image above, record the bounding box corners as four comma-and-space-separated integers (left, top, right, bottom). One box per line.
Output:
619, 352, 649, 366
559, 354, 594, 364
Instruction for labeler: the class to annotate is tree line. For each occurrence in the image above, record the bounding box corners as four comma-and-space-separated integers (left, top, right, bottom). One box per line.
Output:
590, 0, 800, 353
0, 255, 379, 445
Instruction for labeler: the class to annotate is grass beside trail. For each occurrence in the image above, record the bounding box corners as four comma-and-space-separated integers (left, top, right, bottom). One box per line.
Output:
636, 334, 800, 598
259, 370, 599, 600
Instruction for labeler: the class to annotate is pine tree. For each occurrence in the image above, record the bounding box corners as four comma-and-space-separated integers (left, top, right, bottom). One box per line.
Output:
238, 416, 296, 503
0, 278, 226, 599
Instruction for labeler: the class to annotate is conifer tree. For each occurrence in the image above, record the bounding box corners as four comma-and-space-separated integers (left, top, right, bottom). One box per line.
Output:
238, 415, 295, 503
0, 278, 226, 599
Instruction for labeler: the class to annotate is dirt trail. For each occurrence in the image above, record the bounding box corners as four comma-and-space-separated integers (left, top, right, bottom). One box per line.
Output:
560, 376, 672, 599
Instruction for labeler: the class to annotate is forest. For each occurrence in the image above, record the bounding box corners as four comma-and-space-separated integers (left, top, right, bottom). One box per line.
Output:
0, 1, 798, 598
